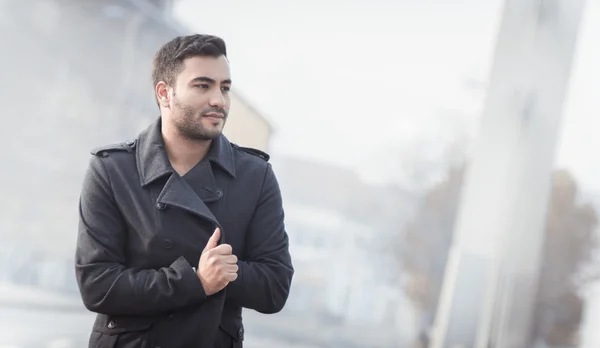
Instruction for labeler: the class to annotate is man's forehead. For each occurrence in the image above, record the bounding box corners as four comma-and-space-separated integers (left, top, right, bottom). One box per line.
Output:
181, 56, 230, 79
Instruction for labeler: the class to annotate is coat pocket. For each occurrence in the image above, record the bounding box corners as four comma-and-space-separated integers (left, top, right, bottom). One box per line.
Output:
91, 314, 156, 348
219, 319, 244, 343
89, 331, 118, 348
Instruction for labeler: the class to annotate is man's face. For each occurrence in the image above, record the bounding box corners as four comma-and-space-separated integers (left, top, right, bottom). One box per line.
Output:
167, 55, 232, 141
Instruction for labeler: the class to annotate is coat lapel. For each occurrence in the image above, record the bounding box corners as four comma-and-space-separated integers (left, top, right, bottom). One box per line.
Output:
135, 117, 235, 242
156, 172, 222, 229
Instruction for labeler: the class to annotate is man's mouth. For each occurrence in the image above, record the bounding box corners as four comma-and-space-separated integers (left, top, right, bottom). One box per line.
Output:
203, 112, 224, 119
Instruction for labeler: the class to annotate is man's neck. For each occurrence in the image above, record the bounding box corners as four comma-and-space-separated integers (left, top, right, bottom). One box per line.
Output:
161, 123, 212, 176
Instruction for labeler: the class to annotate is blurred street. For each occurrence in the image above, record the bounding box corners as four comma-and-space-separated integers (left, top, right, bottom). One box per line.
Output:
0, 307, 91, 348
0, 283, 406, 348
0, 306, 408, 348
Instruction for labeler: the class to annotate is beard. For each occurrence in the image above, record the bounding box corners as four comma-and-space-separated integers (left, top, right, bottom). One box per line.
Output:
172, 96, 228, 141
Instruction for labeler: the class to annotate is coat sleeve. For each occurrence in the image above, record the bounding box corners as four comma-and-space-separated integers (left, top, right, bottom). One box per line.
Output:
226, 163, 294, 314
75, 155, 207, 316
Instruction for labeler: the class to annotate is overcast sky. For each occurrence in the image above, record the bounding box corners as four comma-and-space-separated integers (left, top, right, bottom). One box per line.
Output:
174, 0, 600, 191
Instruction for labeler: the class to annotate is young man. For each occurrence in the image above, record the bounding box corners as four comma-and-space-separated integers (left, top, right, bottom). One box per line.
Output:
75, 34, 294, 348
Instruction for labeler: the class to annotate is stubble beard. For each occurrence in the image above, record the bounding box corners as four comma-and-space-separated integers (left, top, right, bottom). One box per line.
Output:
172, 98, 227, 142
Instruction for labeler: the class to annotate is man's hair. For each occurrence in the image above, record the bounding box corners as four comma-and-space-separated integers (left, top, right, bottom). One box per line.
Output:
152, 34, 227, 89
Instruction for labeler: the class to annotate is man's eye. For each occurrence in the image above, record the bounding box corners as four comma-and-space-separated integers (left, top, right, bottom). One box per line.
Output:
196, 84, 209, 89
221, 86, 231, 92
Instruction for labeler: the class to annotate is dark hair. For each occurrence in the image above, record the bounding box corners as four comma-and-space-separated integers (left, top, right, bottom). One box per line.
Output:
152, 34, 227, 90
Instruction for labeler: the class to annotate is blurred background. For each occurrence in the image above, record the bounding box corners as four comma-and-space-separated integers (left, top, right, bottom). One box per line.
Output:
1, 0, 599, 347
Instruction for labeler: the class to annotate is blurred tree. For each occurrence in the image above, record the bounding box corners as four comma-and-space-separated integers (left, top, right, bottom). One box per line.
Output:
398, 167, 599, 346
533, 170, 598, 346
397, 164, 465, 342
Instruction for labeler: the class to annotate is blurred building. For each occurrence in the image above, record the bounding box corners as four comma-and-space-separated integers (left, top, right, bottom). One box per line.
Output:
225, 92, 273, 152
272, 156, 418, 341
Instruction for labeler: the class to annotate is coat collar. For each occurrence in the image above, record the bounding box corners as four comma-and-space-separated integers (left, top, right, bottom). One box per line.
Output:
136, 117, 236, 187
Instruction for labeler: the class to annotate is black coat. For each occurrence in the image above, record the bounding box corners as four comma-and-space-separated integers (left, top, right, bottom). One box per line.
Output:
75, 118, 294, 348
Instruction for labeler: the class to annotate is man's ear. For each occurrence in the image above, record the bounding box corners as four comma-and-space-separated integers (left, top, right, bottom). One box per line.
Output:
155, 81, 170, 108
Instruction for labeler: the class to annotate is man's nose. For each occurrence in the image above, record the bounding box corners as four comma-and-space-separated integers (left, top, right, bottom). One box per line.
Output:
209, 91, 226, 108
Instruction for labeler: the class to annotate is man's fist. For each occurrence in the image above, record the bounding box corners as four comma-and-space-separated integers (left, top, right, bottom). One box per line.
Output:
197, 228, 238, 296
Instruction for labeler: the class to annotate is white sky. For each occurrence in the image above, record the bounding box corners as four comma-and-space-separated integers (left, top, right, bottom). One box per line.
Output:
174, 0, 600, 191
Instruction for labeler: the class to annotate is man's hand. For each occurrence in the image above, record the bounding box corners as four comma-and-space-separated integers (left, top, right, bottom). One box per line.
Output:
197, 228, 238, 296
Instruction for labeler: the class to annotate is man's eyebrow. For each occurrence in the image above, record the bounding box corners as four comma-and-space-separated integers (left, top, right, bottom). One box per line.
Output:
190, 76, 232, 84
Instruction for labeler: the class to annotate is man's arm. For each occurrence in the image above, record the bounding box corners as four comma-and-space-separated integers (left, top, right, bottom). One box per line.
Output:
75, 155, 207, 316
226, 163, 294, 314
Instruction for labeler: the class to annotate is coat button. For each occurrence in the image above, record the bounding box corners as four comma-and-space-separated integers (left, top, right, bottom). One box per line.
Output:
100, 151, 109, 157
163, 239, 173, 249
216, 189, 223, 197
237, 327, 244, 339
156, 202, 166, 210
107, 320, 117, 329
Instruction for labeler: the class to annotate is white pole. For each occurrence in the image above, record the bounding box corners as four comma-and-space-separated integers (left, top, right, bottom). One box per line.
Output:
429, 1, 586, 347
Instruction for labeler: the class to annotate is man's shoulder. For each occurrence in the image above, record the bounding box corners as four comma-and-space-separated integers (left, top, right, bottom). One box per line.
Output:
230, 143, 270, 163
90, 139, 137, 158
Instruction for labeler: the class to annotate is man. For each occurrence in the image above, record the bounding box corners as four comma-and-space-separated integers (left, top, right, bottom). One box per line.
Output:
75, 34, 294, 348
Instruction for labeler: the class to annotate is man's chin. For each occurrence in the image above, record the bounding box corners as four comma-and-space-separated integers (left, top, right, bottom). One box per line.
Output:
180, 129, 223, 141
201, 120, 225, 132
206, 126, 224, 138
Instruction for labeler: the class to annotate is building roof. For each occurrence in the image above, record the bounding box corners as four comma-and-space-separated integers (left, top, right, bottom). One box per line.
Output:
273, 156, 418, 228
230, 88, 275, 134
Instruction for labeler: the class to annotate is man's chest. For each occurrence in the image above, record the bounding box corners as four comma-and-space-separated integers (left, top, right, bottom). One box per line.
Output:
112, 173, 258, 267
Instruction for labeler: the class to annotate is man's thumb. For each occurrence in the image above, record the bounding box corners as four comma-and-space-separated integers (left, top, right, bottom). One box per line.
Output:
204, 227, 220, 251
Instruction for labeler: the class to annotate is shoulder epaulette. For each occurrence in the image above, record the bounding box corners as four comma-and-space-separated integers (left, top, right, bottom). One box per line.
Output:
233, 144, 270, 162
91, 139, 136, 157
